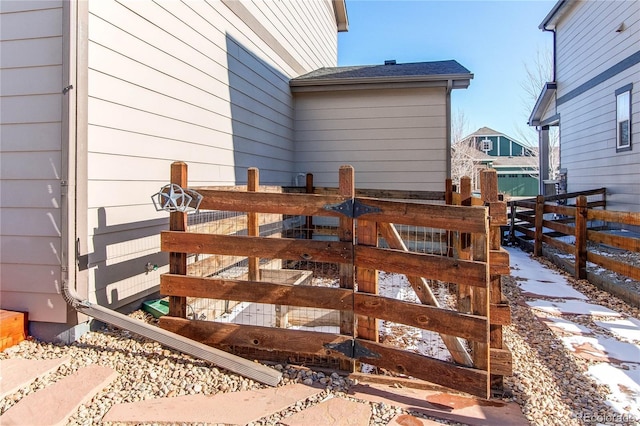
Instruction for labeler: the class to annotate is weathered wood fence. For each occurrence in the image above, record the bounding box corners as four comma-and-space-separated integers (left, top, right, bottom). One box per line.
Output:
158, 162, 511, 398
508, 188, 640, 283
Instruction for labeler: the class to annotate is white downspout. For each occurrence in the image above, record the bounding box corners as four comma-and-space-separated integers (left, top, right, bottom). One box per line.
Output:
445, 79, 453, 179
60, 0, 82, 318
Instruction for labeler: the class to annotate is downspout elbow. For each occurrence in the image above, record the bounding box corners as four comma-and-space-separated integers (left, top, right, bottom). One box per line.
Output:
62, 277, 91, 310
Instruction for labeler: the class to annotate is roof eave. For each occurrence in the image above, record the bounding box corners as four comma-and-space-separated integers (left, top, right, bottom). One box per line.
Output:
539, 0, 575, 30
528, 82, 557, 126
290, 73, 474, 89
333, 0, 348, 32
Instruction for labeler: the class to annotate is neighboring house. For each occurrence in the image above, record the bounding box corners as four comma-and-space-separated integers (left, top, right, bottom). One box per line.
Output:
0, 1, 472, 341
529, 0, 640, 210
455, 127, 538, 198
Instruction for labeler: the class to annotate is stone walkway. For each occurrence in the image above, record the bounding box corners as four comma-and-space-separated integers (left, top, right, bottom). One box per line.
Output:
0, 355, 527, 425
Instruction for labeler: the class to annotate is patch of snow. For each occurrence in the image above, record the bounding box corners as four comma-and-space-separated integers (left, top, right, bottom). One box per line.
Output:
289, 325, 340, 333
519, 280, 588, 300
595, 318, 640, 344
360, 363, 376, 374
507, 247, 586, 300
526, 299, 623, 317
539, 316, 593, 335
556, 235, 575, 244
558, 334, 640, 364
555, 253, 574, 259
586, 363, 640, 419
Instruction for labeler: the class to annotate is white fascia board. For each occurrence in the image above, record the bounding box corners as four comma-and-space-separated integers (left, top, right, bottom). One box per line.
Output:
528, 82, 557, 126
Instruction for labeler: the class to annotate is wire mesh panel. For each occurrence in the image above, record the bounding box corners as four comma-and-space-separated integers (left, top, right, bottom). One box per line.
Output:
360, 221, 472, 366
375, 273, 460, 362
181, 208, 344, 334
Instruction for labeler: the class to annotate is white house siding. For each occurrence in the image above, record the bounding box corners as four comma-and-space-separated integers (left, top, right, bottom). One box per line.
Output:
294, 88, 448, 190
554, 0, 640, 212
0, 2, 67, 322
85, 1, 339, 308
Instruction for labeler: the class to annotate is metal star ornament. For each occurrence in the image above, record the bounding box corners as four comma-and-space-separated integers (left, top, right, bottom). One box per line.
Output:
152, 184, 202, 213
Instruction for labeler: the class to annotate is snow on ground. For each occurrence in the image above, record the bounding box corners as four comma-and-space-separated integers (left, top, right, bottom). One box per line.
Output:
507, 246, 640, 418
538, 316, 593, 335
558, 334, 640, 364
508, 247, 587, 300
377, 272, 451, 362
587, 363, 640, 419
595, 318, 640, 343
526, 299, 623, 317
518, 282, 588, 300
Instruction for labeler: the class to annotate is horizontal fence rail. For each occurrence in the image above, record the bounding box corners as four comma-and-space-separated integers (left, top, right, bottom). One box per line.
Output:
508, 189, 640, 283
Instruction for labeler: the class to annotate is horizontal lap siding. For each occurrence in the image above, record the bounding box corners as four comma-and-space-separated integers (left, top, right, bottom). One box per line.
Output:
294, 88, 447, 190
86, 0, 338, 307
556, 0, 639, 93
555, 1, 640, 212
248, 0, 337, 71
0, 3, 66, 322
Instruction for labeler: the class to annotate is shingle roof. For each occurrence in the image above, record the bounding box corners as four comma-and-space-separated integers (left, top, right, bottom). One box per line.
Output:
291, 60, 472, 83
472, 126, 503, 136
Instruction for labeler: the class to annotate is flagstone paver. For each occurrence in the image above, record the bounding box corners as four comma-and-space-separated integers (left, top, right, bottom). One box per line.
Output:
0, 364, 117, 426
280, 396, 371, 426
387, 413, 444, 425
349, 383, 527, 426
102, 383, 322, 425
0, 357, 69, 399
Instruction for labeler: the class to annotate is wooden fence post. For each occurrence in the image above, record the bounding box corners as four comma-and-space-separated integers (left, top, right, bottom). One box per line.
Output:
471, 216, 490, 397
457, 176, 472, 313
445, 179, 453, 257
169, 161, 188, 318
356, 219, 378, 342
460, 176, 472, 253
338, 165, 355, 371
575, 195, 588, 279
247, 168, 259, 282
481, 169, 508, 389
305, 173, 314, 240
509, 202, 516, 244
534, 195, 545, 257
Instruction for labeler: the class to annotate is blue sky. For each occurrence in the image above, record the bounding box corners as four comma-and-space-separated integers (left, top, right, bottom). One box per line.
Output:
338, 0, 556, 144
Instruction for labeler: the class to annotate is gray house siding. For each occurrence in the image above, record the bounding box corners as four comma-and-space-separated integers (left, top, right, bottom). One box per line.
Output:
293, 88, 448, 190
552, 0, 640, 212
85, 0, 340, 309
0, 1, 68, 322
1, 0, 342, 337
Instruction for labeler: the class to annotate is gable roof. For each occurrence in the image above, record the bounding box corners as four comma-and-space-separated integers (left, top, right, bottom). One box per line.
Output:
290, 60, 473, 91
460, 127, 524, 143
468, 126, 503, 137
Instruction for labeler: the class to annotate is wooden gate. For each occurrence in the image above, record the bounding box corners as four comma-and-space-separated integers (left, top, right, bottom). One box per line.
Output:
159, 163, 497, 398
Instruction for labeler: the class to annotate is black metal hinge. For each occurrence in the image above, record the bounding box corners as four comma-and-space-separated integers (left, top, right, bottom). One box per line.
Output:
324, 340, 381, 359
324, 199, 381, 218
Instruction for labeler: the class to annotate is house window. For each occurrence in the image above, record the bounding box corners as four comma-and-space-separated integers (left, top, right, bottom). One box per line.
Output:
616, 84, 632, 152
481, 138, 492, 152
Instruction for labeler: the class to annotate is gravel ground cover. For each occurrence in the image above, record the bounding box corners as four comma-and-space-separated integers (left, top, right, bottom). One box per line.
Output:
502, 249, 640, 426
1, 247, 639, 425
